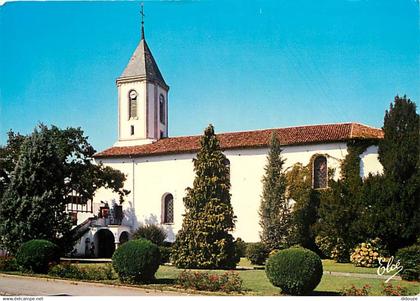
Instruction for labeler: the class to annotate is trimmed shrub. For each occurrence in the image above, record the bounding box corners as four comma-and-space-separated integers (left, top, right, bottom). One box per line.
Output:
235, 238, 247, 258
159, 246, 172, 264
48, 262, 82, 279
16, 240, 60, 273
0, 256, 18, 271
132, 224, 167, 246
177, 270, 243, 293
340, 284, 371, 296
48, 262, 117, 280
396, 245, 420, 281
246, 242, 269, 265
112, 239, 160, 283
265, 247, 323, 295
350, 239, 386, 268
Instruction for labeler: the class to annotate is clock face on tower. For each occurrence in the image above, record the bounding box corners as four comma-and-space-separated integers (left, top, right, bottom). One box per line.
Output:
129, 90, 137, 99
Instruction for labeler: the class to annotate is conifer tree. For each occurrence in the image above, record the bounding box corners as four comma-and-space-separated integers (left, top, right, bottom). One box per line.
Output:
259, 132, 292, 251
317, 141, 368, 248
172, 125, 238, 269
379, 95, 419, 182
362, 95, 419, 253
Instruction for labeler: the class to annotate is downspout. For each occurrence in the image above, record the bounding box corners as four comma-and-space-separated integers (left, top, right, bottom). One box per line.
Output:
129, 155, 135, 212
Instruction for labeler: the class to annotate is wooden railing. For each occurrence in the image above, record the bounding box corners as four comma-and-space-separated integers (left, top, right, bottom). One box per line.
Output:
66, 192, 93, 213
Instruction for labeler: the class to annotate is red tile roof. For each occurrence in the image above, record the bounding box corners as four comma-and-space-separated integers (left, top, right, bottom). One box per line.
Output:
94, 123, 383, 158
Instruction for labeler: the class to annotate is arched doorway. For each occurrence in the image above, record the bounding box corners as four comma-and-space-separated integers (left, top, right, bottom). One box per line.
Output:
95, 229, 115, 258
119, 231, 129, 246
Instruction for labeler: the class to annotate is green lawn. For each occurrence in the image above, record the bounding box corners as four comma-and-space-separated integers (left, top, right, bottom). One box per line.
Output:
154, 265, 420, 296
239, 257, 386, 274
322, 259, 384, 275
4, 260, 419, 296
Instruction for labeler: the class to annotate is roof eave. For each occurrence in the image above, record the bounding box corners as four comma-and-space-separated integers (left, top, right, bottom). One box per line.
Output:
116, 76, 169, 90
93, 136, 382, 159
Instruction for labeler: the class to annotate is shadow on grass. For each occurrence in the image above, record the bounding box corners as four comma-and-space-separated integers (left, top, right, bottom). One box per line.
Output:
151, 278, 177, 285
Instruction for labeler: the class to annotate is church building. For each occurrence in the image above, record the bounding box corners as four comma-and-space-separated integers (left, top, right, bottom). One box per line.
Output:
70, 18, 384, 257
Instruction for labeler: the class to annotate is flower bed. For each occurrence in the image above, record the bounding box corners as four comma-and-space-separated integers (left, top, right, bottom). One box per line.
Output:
177, 270, 243, 293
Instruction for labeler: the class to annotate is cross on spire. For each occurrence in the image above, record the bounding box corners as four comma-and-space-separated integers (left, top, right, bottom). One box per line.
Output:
140, 2, 145, 40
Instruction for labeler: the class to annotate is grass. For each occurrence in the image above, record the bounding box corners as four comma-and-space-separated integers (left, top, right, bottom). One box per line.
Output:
2, 259, 419, 296
322, 259, 384, 275
239, 257, 388, 274
154, 265, 420, 296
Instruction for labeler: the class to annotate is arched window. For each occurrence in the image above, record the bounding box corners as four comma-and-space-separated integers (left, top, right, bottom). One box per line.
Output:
159, 94, 165, 124
162, 193, 174, 224
128, 90, 138, 119
313, 155, 328, 189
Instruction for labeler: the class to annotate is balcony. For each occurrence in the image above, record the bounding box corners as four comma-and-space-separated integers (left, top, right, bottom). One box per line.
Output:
93, 205, 123, 226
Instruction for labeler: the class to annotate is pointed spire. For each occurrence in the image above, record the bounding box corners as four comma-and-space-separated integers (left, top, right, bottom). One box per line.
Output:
140, 2, 145, 40
116, 3, 168, 90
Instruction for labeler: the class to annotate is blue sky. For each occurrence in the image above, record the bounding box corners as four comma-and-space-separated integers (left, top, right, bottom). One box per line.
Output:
1, 0, 419, 151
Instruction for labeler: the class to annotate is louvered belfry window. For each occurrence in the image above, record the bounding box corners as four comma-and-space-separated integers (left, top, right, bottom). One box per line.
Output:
159, 94, 165, 124
163, 194, 174, 224
129, 90, 137, 118
313, 156, 328, 189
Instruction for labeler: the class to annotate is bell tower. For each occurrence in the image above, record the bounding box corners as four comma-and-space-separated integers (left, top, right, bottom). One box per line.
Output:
114, 6, 169, 147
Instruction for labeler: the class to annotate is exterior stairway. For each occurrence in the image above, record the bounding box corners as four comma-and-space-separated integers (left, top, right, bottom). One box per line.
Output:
69, 217, 95, 242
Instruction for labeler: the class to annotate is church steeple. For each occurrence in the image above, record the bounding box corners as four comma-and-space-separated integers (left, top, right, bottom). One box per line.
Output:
115, 5, 169, 147
116, 39, 168, 89
116, 4, 168, 89
140, 2, 145, 40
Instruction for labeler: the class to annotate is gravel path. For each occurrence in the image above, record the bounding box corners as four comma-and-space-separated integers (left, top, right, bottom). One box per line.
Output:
0, 274, 190, 296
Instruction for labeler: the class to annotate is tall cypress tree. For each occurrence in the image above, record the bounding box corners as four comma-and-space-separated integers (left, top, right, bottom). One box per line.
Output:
379, 95, 419, 182
172, 125, 238, 269
259, 132, 292, 251
362, 95, 420, 253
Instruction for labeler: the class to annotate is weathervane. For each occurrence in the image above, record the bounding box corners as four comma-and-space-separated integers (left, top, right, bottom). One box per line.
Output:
140, 2, 145, 40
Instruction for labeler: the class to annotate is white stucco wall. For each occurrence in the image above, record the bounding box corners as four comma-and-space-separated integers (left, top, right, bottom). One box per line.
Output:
117, 81, 148, 142
116, 81, 168, 146
147, 83, 168, 139
88, 141, 383, 243
360, 145, 383, 178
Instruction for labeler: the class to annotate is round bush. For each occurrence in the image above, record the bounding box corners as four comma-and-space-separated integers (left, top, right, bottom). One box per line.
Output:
112, 239, 160, 283
265, 247, 323, 295
246, 242, 269, 265
16, 239, 60, 273
132, 224, 167, 246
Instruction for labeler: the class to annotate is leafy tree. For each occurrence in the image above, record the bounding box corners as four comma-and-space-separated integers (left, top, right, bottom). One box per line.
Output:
172, 125, 239, 269
316, 141, 371, 261
286, 163, 320, 250
0, 124, 128, 253
0, 131, 25, 198
259, 132, 292, 251
361, 96, 419, 253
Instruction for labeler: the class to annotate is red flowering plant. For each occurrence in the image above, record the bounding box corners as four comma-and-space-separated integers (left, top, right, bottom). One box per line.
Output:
340, 284, 371, 296
381, 283, 408, 296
